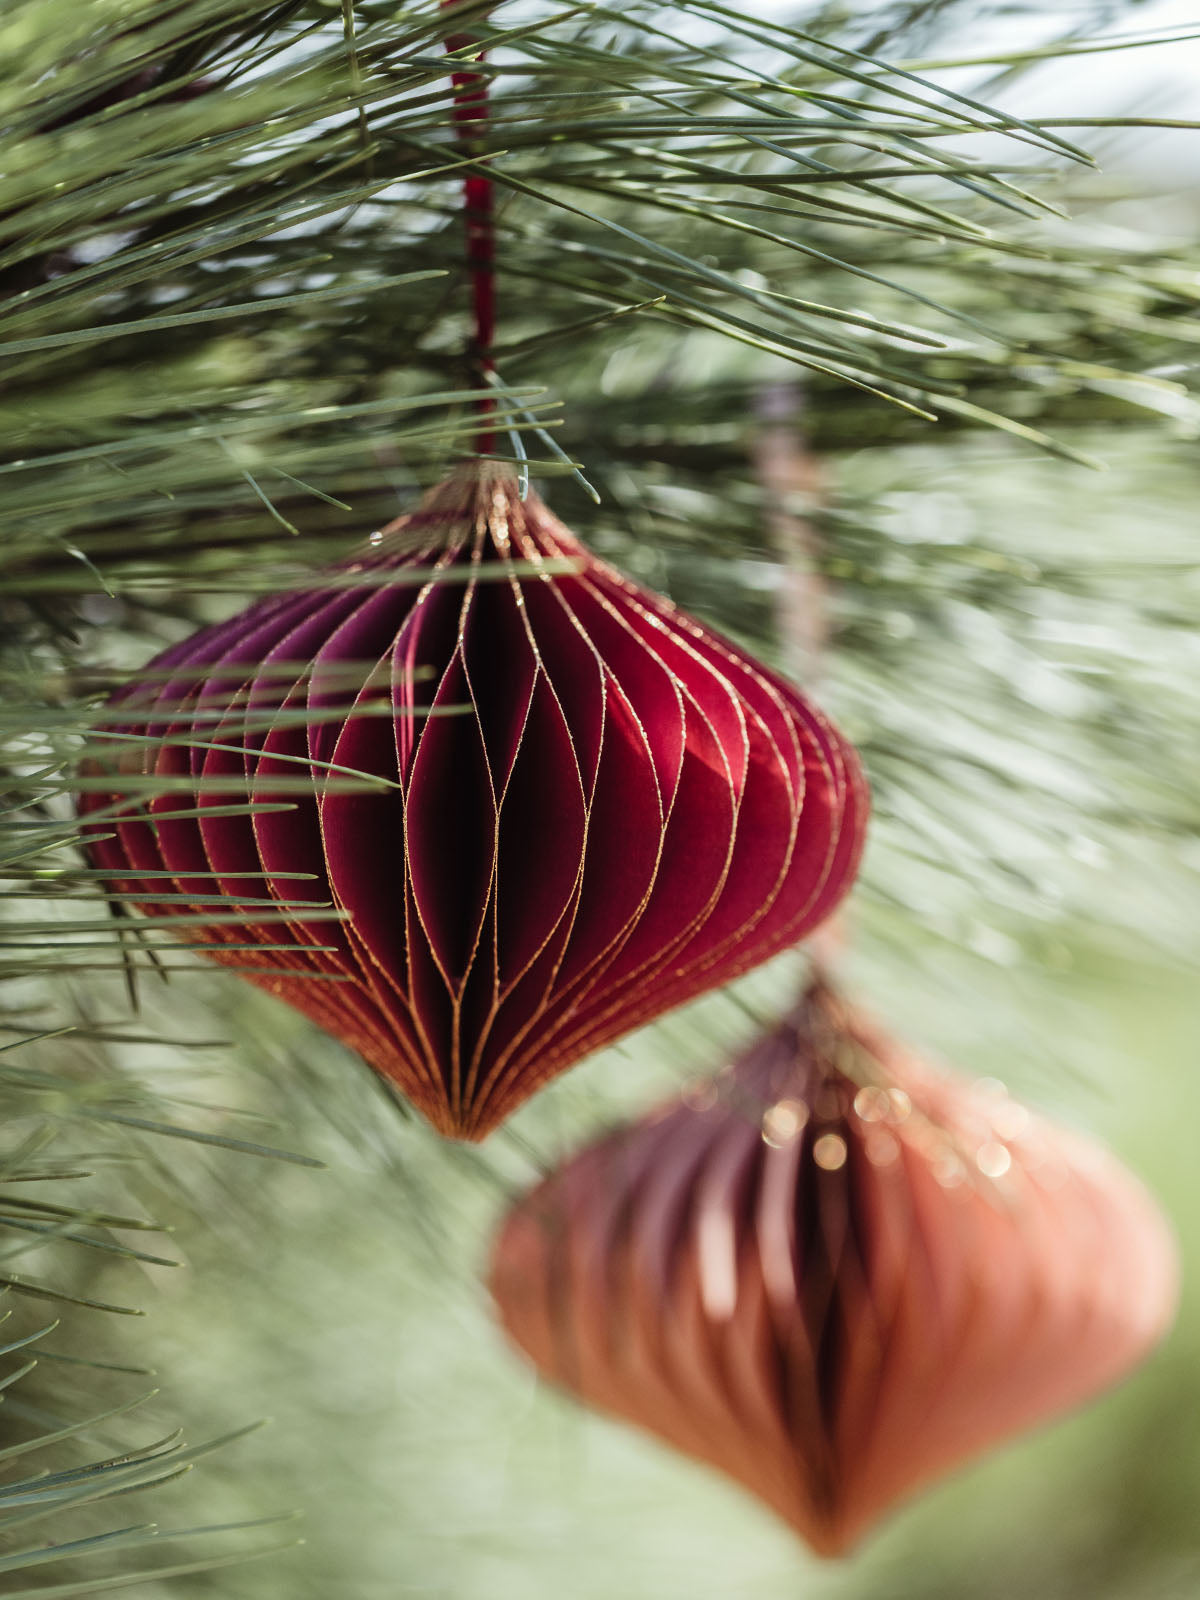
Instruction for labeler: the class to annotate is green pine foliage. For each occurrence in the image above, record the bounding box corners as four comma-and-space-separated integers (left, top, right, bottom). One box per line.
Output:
2, 0, 1198, 1591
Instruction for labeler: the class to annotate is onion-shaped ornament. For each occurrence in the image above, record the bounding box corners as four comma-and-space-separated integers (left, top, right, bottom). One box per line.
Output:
78, 466, 867, 1139
489, 981, 1178, 1551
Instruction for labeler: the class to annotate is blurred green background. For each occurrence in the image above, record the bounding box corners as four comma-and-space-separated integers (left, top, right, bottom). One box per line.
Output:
50, 433, 1199, 1600
87, 869, 1199, 1600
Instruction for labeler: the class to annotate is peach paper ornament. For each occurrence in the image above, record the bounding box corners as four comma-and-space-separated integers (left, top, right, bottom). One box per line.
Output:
488, 980, 1178, 1552
78, 467, 867, 1139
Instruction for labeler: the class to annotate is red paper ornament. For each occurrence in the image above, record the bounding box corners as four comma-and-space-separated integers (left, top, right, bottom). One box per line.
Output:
78, 467, 867, 1139
488, 981, 1178, 1552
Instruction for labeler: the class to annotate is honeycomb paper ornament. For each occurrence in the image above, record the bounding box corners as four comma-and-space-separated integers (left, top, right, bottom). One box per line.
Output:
78, 466, 867, 1139
489, 981, 1178, 1551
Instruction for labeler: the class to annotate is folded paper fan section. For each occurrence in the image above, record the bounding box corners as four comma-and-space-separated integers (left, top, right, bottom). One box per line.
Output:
78, 466, 867, 1139
489, 981, 1178, 1553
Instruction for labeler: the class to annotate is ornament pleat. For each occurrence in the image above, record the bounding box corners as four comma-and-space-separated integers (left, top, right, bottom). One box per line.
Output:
488, 982, 1178, 1552
79, 466, 867, 1138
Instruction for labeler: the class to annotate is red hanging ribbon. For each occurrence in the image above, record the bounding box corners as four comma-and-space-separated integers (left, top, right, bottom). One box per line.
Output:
442, 0, 496, 451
